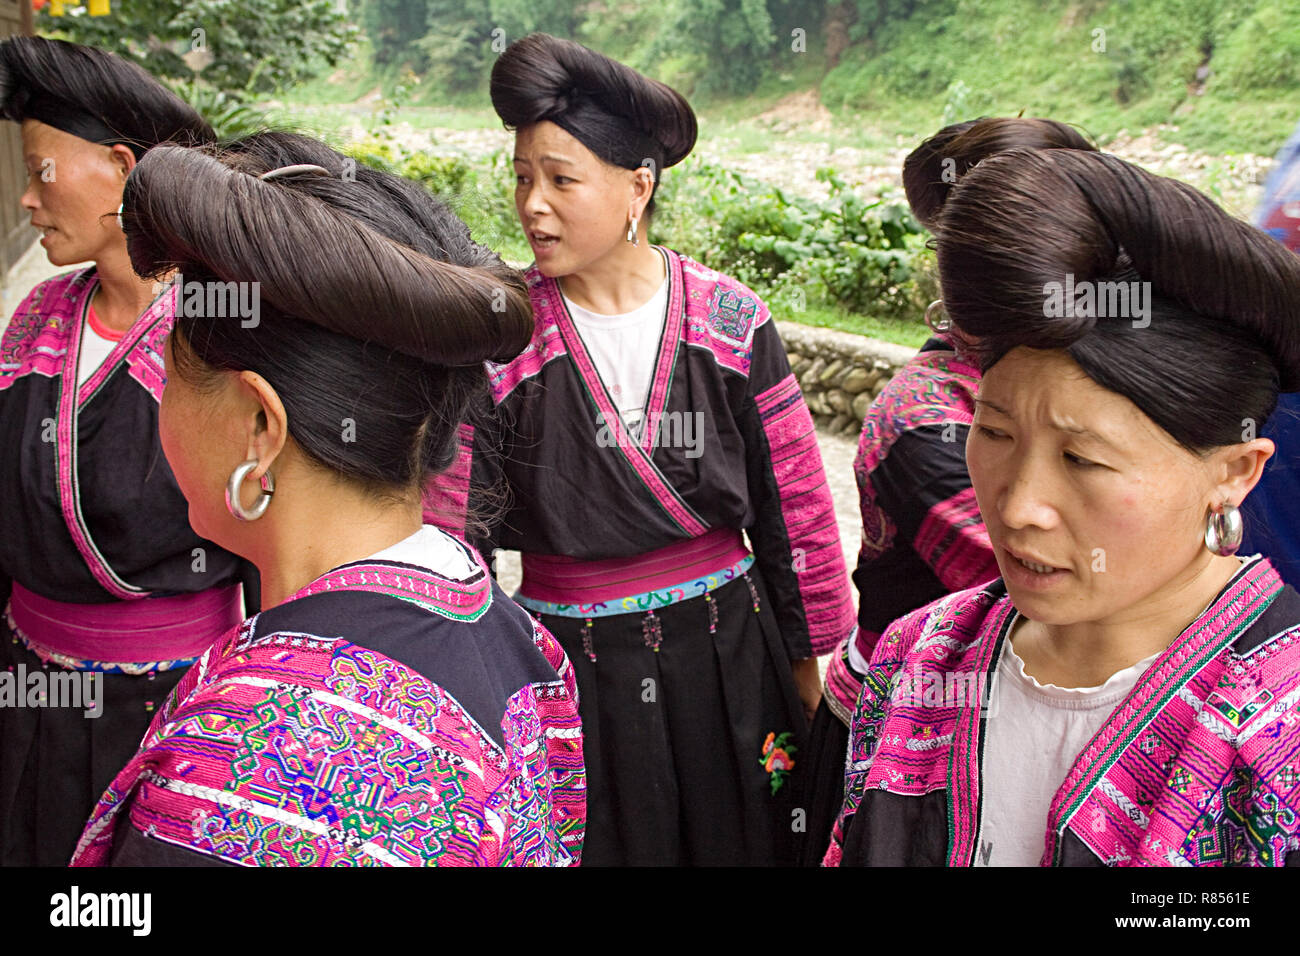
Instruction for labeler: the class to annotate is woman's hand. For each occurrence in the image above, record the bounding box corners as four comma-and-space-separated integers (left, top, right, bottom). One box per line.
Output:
790, 656, 823, 725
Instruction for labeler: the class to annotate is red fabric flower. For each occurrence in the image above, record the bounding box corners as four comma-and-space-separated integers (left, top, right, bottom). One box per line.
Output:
764, 748, 794, 773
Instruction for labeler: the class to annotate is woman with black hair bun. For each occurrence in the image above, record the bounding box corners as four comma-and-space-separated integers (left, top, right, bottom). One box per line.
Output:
425, 32, 854, 866
801, 117, 1097, 865
826, 133, 1300, 867
71, 132, 586, 867
0, 37, 255, 866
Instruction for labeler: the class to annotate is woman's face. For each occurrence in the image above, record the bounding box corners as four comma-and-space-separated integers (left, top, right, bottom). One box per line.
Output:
512, 121, 644, 277
966, 347, 1248, 628
20, 119, 130, 267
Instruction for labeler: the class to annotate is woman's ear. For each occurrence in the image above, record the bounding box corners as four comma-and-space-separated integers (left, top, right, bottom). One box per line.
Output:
1213, 437, 1275, 509
629, 164, 655, 220
108, 142, 137, 180
236, 369, 289, 481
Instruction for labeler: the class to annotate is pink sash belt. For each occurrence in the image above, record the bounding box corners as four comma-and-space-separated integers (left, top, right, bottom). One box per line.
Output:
520, 528, 750, 604
8, 581, 243, 664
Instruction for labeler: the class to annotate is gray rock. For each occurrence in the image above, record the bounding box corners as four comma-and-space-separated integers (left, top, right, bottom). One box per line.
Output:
826, 388, 852, 414
800, 357, 826, 391
851, 391, 873, 421
819, 359, 846, 384
840, 366, 878, 394
829, 413, 852, 434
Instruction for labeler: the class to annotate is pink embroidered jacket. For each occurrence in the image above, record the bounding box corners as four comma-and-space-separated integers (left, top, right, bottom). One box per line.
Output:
425, 247, 855, 659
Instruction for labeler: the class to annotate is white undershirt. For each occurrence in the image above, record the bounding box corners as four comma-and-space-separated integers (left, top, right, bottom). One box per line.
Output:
563, 256, 669, 440
365, 525, 479, 581
77, 308, 120, 386
974, 624, 1159, 867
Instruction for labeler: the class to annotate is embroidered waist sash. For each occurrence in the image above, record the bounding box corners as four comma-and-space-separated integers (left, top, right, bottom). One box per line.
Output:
517, 527, 753, 618
7, 581, 243, 672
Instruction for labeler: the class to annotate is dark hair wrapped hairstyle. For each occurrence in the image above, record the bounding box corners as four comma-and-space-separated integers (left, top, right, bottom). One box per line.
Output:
902, 117, 1096, 230
490, 32, 697, 216
122, 131, 534, 491
907, 134, 1300, 452
0, 36, 214, 155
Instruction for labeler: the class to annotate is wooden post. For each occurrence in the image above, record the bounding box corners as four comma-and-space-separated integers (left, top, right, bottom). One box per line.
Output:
1, 0, 36, 275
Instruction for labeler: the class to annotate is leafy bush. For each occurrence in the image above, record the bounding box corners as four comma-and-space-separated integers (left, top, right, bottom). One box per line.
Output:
655, 160, 936, 322
42, 0, 356, 96
168, 80, 274, 141
1215, 3, 1300, 91
339, 137, 528, 261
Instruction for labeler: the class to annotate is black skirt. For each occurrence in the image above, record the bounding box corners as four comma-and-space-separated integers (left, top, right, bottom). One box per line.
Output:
538, 567, 809, 866
0, 623, 187, 866
798, 698, 851, 866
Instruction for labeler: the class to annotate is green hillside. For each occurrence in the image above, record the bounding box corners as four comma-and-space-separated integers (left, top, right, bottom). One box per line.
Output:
287, 0, 1300, 157
817, 0, 1300, 155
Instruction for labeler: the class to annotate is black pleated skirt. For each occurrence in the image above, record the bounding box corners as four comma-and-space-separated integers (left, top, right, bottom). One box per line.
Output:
0, 623, 186, 866
798, 698, 851, 866
537, 567, 810, 866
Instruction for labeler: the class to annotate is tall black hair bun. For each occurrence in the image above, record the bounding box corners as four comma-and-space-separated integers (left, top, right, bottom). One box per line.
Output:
123, 142, 533, 367
932, 145, 1300, 392
0, 36, 214, 150
490, 32, 697, 168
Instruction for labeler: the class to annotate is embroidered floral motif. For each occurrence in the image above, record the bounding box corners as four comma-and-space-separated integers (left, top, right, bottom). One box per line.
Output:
706, 285, 757, 343
761, 731, 797, 794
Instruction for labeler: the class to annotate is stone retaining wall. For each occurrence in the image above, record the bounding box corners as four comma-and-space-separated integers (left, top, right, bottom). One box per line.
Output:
776, 320, 919, 439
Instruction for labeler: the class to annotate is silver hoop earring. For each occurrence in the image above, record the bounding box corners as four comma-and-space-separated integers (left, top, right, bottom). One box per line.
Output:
116, 202, 125, 232
924, 299, 951, 333
1204, 502, 1243, 557
226, 459, 274, 522
626, 216, 640, 246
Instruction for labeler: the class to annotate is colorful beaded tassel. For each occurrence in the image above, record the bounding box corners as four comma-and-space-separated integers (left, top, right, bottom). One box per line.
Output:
642, 610, 663, 652
704, 593, 718, 634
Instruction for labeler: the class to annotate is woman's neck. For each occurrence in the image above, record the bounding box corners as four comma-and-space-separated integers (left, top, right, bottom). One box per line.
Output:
92, 246, 159, 333
559, 238, 664, 314
250, 471, 424, 611
1012, 552, 1245, 687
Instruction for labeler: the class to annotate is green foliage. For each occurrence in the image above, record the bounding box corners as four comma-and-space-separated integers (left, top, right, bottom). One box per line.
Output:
488, 0, 581, 45
651, 0, 779, 96
363, 0, 581, 93
362, 0, 431, 68
169, 80, 274, 141
415, 0, 493, 93
655, 159, 935, 323
41, 0, 357, 96
340, 136, 528, 262
821, 0, 1298, 155
1215, 3, 1300, 91
361, 0, 804, 100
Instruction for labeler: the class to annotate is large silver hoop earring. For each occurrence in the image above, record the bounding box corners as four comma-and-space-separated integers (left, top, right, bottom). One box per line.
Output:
626, 216, 640, 246
924, 299, 951, 333
226, 459, 274, 522
1204, 502, 1243, 557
